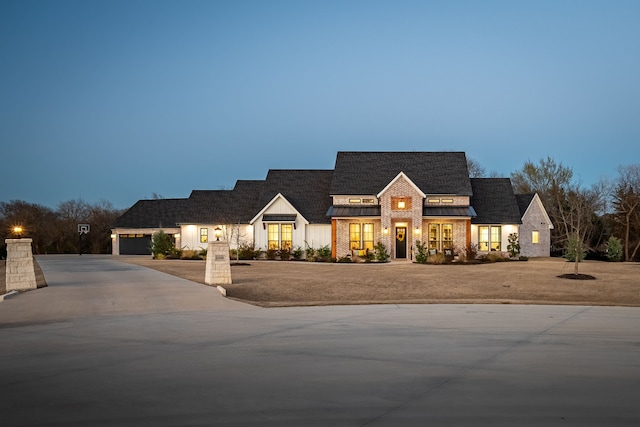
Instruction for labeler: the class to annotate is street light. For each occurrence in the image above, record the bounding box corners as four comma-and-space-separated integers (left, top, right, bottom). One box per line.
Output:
214, 226, 222, 241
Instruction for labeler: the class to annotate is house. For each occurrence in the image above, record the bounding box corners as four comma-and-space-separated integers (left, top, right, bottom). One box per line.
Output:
111, 151, 552, 259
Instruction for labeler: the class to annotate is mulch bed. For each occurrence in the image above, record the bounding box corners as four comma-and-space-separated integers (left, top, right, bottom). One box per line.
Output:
557, 273, 596, 280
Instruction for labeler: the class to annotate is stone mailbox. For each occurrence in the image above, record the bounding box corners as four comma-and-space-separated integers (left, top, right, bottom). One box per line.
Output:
205, 240, 232, 286
5, 238, 37, 291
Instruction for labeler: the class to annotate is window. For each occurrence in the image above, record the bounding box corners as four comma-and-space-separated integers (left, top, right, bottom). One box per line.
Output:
479, 226, 489, 251
491, 226, 501, 250
349, 198, 361, 204
479, 226, 501, 251
442, 224, 453, 249
427, 223, 453, 251
441, 198, 454, 203
363, 223, 374, 250
349, 224, 361, 250
429, 224, 439, 251
427, 198, 440, 204
350, 223, 374, 250
268, 224, 279, 250
532, 230, 539, 244
268, 223, 293, 250
281, 224, 292, 250
200, 228, 208, 243
362, 198, 375, 204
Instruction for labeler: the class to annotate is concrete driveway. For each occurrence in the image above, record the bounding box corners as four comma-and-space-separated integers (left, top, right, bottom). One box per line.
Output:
1, 255, 639, 426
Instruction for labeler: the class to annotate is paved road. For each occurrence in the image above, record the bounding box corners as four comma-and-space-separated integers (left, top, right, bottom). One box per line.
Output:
1, 255, 639, 426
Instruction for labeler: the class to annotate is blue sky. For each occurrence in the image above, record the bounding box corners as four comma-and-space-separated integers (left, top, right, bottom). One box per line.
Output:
2, 0, 639, 209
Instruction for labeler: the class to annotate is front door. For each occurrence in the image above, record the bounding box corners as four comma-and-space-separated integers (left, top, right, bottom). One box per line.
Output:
395, 227, 407, 259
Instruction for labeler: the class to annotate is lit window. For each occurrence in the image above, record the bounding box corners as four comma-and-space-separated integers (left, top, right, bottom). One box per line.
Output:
349, 224, 361, 250
429, 224, 440, 251
200, 228, 208, 243
532, 230, 539, 244
442, 224, 453, 249
349, 198, 361, 204
362, 198, 375, 204
363, 223, 374, 250
491, 226, 502, 250
281, 224, 292, 250
268, 224, 279, 250
268, 223, 293, 250
479, 226, 489, 251
479, 226, 502, 251
441, 198, 454, 203
350, 223, 374, 250
428, 198, 440, 204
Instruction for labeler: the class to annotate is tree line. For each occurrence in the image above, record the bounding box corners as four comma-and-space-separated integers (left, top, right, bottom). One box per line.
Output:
0, 199, 124, 256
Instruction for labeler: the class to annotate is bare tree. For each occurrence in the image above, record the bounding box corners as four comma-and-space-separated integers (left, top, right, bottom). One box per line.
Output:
467, 157, 486, 178
511, 157, 574, 251
556, 185, 603, 274
612, 164, 640, 261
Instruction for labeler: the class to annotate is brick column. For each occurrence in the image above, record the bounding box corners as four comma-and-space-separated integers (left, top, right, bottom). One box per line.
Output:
205, 240, 232, 286
5, 238, 37, 291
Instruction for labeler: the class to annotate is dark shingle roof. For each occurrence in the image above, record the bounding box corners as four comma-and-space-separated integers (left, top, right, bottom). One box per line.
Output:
185, 179, 264, 224
259, 170, 334, 224
470, 178, 522, 224
113, 198, 190, 228
515, 193, 535, 217
330, 152, 473, 196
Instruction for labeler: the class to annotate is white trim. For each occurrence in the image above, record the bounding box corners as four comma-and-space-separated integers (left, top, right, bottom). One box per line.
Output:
249, 193, 309, 225
376, 172, 426, 198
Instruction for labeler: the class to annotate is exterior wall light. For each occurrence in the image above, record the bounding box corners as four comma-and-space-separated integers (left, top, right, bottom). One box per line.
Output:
414, 227, 421, 234
398, 200, 406, 209
383, 227, 389, 234
214, 226, 222, 241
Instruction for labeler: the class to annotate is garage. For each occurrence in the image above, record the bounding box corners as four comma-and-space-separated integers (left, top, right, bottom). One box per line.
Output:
118, 234, 152, 255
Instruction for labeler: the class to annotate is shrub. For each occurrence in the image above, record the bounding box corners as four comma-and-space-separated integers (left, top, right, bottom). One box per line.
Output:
151, 230, 174, 259
507, 233, 520, 259
316, 245, 332, 262
238, 243, 257, 260
305, 246, 316, 261
180, 249, 203, 260
337, 255, 353, 263
481, 252, 510, 263
292, 246, 304, 260
415, 240, 428, 264
374, 242, 390, 262
606, 236, 623, 262
279, 248, 291, 261
266, 248, 278, 260
427, 253, 446, 264
165, 247, 182, 259
463, 243, 478, 262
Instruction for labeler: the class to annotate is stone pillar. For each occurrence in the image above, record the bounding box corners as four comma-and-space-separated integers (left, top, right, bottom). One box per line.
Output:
5, 238, 37, 291
205, 240, 232, 286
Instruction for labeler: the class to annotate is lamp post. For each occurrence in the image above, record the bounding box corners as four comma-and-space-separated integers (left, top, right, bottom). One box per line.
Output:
214, 226, 222, 241
13, 226, 23, 238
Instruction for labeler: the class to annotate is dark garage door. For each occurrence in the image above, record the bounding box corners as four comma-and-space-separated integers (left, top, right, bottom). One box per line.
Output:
119, 234, 152, 255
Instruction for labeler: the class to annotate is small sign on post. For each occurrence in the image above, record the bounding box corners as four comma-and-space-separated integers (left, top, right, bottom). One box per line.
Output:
78, 224, 90, 234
